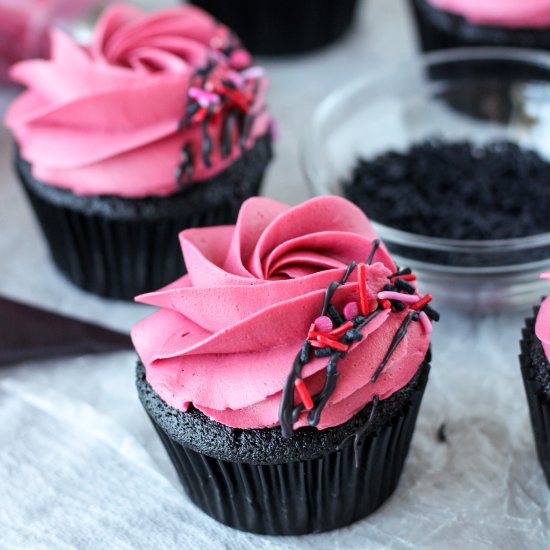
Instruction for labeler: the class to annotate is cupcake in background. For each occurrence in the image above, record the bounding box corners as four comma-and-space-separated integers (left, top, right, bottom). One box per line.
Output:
132, 195, 437, 535
520, 271, 550, 486
410, 0, 550, 52
189, 0, 360, 55
0, 0, 107, 83
5, 3, 273, 300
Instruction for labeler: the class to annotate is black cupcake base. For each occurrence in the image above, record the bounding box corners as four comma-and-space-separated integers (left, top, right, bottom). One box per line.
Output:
410, 0, 550, 52
190, 0, 359, 56
520, 310, 550, 487
16, 134, 272, 300
137, 359, 430, 535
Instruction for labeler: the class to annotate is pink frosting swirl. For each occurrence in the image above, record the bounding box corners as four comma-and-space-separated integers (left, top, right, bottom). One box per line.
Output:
5, 3, 271, 197
428, 0, 550, 28
131, 196, 431, 430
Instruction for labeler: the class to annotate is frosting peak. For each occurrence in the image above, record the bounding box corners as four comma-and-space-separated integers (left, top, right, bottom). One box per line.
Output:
5, 3, 271, 197
428, 0, 550, 28
131, 196, 433, 431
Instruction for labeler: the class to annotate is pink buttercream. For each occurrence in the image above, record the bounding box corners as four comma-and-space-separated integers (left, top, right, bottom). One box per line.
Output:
428, 0, 550, 28
5, 3, 271, 197
131, 196, 431, 430
536, 271, 550, 361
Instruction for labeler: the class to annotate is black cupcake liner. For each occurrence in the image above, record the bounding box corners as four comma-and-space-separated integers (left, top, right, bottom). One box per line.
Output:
137, 361, 430, 535
520, 311, 550, 486
15, 134, 272, 300
410, 0, 550, 52
190, 0, 359, 56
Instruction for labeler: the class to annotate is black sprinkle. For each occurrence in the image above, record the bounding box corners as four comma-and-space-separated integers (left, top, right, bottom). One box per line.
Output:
394, 279, 415, 294
221, 79, 237, 90
391, 300, 405, 312
328, 304, 345, 326
201, 109, 213, 168
299, 341, 311, 364
424, 305, 440, 322
389, 267, 412, 279
344, 140, 550, 240
345, 329, 363, 342
437, 423, 447, 443
321, 281, 340, 316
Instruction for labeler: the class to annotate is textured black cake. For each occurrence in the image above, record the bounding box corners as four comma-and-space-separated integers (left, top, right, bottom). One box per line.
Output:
16, 135, 271, 300
189, 0, 359, 55
410, 0, 550, 52
520, 309, 550, 486
137, 358, 430, 535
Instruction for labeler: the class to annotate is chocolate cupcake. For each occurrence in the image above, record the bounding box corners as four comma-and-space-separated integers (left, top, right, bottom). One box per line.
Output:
520, 272, 550, 486
189, 0, 360, 55
132, 196, 438, 535
5, 4, 273, 300
411, 0, 550, 52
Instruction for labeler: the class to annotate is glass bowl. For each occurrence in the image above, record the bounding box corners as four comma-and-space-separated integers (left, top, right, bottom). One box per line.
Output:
302, 48, 550, 312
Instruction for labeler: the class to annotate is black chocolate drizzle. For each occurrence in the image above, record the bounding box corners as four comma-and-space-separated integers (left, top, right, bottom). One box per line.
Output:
221, 108, 237, 158
371, 311, 417, 383
175, 144, 194, 188
279, 241, 437, 467
337, 394, 380, 468
201, 107, 214, 168
175, 55, 262, 187
366, 239, 380, 265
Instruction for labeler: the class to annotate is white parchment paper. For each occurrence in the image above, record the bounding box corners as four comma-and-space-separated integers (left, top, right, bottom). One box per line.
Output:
1, 1, 549, 548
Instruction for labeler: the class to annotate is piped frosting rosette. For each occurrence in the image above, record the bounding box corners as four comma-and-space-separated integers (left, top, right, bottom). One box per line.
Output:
132, 196, 435, 431
5, 3, 271, 197
428, 0, 550, 28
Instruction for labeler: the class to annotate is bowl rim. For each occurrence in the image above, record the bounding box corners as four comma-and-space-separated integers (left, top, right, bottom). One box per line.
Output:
301, 46, 550, 255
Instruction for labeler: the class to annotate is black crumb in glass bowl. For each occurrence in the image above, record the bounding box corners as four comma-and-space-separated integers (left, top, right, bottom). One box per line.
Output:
343, 140, 550, 267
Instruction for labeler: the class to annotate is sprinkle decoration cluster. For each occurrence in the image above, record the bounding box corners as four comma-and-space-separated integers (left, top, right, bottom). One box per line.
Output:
175, 37, 265, 187
278, 240, 439, 450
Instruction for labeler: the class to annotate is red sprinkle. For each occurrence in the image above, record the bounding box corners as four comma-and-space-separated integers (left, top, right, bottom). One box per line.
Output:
380, 299, 392, 309
308, 340, 326, 349
391, 274, 417, 282
316, 335, 349, 352
411, 293, 433, 311
214, 84, 253, 111
328, 321, 354, 338
294, 378, 314, 410
357, 263, 369, 315
191, 106, 209, 123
